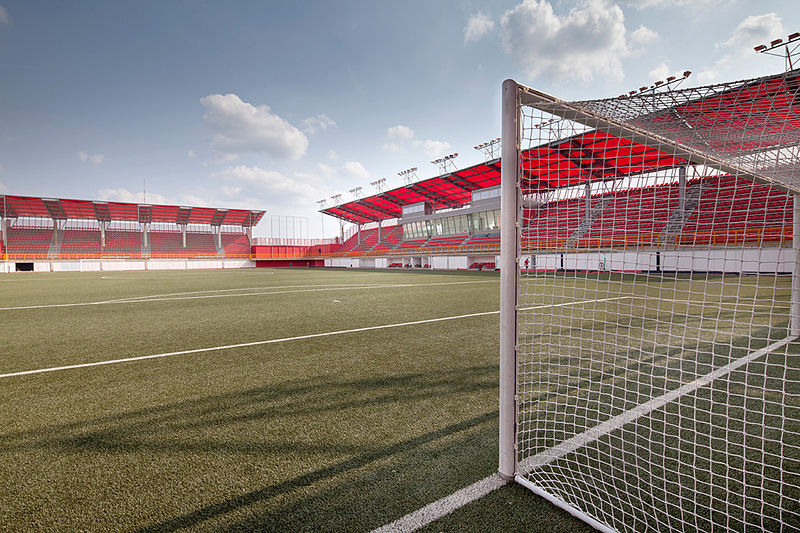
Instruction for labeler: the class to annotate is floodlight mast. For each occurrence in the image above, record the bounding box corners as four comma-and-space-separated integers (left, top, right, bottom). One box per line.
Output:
316, 199, 327, 239
431, 153, 459, 175
475, 138, 501, 161
370, 178, 387, 193
618, 71, 691, 98
398, 167, 419, 186
330, 194, 344, 242
754, 32, 800, 71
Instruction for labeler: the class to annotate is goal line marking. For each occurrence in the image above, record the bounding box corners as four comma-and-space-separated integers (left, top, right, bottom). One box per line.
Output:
0, 296, 625, 379
370, 473, 508, 533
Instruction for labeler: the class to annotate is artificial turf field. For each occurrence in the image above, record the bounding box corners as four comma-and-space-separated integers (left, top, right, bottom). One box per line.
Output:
0, 267, 594, 533
0, 266, 796, 532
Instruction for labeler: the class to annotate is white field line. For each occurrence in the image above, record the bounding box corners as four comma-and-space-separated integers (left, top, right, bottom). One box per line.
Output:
373, 334, 797, 533
517, 335, 797, 474
0, 296, 626, 379
370, 474, 508, 533
102, 283, 395, 302
0, 280, 498, 311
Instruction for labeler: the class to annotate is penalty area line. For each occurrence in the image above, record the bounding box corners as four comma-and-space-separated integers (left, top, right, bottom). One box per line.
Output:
0, 296, 626, 379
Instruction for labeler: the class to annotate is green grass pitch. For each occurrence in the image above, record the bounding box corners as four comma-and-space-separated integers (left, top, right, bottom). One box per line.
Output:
1, 267, 795, 531
0, 267, 595, 532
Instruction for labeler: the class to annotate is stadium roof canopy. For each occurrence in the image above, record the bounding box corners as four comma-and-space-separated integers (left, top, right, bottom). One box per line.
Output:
0, 195, 265, 227
322, 130, 685, 224
323, 68, 800, 224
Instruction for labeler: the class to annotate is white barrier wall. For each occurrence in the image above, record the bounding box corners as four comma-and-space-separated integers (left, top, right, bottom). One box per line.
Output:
1, 258, 256, 273
430, 255, 469, 270
661, 247, 793, 273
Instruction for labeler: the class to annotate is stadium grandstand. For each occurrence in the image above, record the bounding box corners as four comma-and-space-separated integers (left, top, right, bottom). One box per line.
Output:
3, 69, 796, 277
317, 67, 795, 273
0, 194, 264, 272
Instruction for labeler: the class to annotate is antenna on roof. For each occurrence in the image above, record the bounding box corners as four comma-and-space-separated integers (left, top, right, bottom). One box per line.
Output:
398, 167, 419, 186
754, 32, 800, 71
475, 139, 501, 162
370, 178, 387, 193
430, 153, 458, 175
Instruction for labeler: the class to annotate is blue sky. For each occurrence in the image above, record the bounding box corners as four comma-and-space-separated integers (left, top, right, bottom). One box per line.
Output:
0, 0, 798, 237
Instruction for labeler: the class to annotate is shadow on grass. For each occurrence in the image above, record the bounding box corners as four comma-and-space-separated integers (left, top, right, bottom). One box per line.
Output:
1, 364, 512, 531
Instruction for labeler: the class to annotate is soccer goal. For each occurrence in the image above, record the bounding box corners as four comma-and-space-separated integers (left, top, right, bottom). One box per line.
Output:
499, 71, 800, 532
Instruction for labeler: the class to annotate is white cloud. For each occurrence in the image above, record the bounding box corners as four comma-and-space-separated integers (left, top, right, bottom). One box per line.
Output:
97, 188, 167, 204
465, 12, 495, 43
648, 62, 671, 81
722, 13, 784, 50
78, 151, 105, 165
697, 13, 784, 83
327, 149, 338, 160
0, 6, 9, 25
387, 124, 415, 140
412, 139, 452, 158
340, 161, 370, 180
383, 124, 450, 158
500, 0, 630, 82
631, 25, 658, 45
200, 93, 308, 160
300, 114, 336, 135
212, 165, 321, 205
623, 0, 727, 8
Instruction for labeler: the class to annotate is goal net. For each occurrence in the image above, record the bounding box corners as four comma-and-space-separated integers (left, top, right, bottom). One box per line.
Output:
499, 71, 800, 532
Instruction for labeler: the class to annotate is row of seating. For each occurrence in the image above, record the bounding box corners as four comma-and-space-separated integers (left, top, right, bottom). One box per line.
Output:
335, 176, 794, 255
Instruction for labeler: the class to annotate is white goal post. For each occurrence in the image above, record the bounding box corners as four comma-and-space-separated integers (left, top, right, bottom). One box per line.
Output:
500, 72, 800, 532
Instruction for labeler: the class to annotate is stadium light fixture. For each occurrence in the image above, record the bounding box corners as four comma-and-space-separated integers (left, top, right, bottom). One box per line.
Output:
398, 167, 419, 186
619, 71, 691, 98
430, 153, 458, 175
330, 194, 342, 206
475, 138, 501, 161
370, 178, 387, 193
349, 186, 363, 199
754, 31, 800, 70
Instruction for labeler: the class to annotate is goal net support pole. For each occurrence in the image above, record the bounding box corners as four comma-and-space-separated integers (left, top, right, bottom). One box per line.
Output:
499, 79, 520, 481
794, 193, 800, 336
498, 72, 800, 532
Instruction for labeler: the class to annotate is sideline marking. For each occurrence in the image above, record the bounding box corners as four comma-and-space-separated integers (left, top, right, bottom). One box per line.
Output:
0, 280, 498, 311
0, 297, 625, 379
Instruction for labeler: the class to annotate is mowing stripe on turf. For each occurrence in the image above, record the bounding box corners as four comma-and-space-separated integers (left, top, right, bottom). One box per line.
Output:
370, 474, 508, 533
0, 296, 627, 379
0, 280, 498, 311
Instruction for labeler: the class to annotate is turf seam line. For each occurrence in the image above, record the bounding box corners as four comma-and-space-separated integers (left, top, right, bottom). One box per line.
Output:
370, 473, 508, 533
0, 296, 627, 379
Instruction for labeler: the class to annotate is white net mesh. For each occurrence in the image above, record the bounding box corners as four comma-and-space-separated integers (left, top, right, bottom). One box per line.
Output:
510, 71, 800, 532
